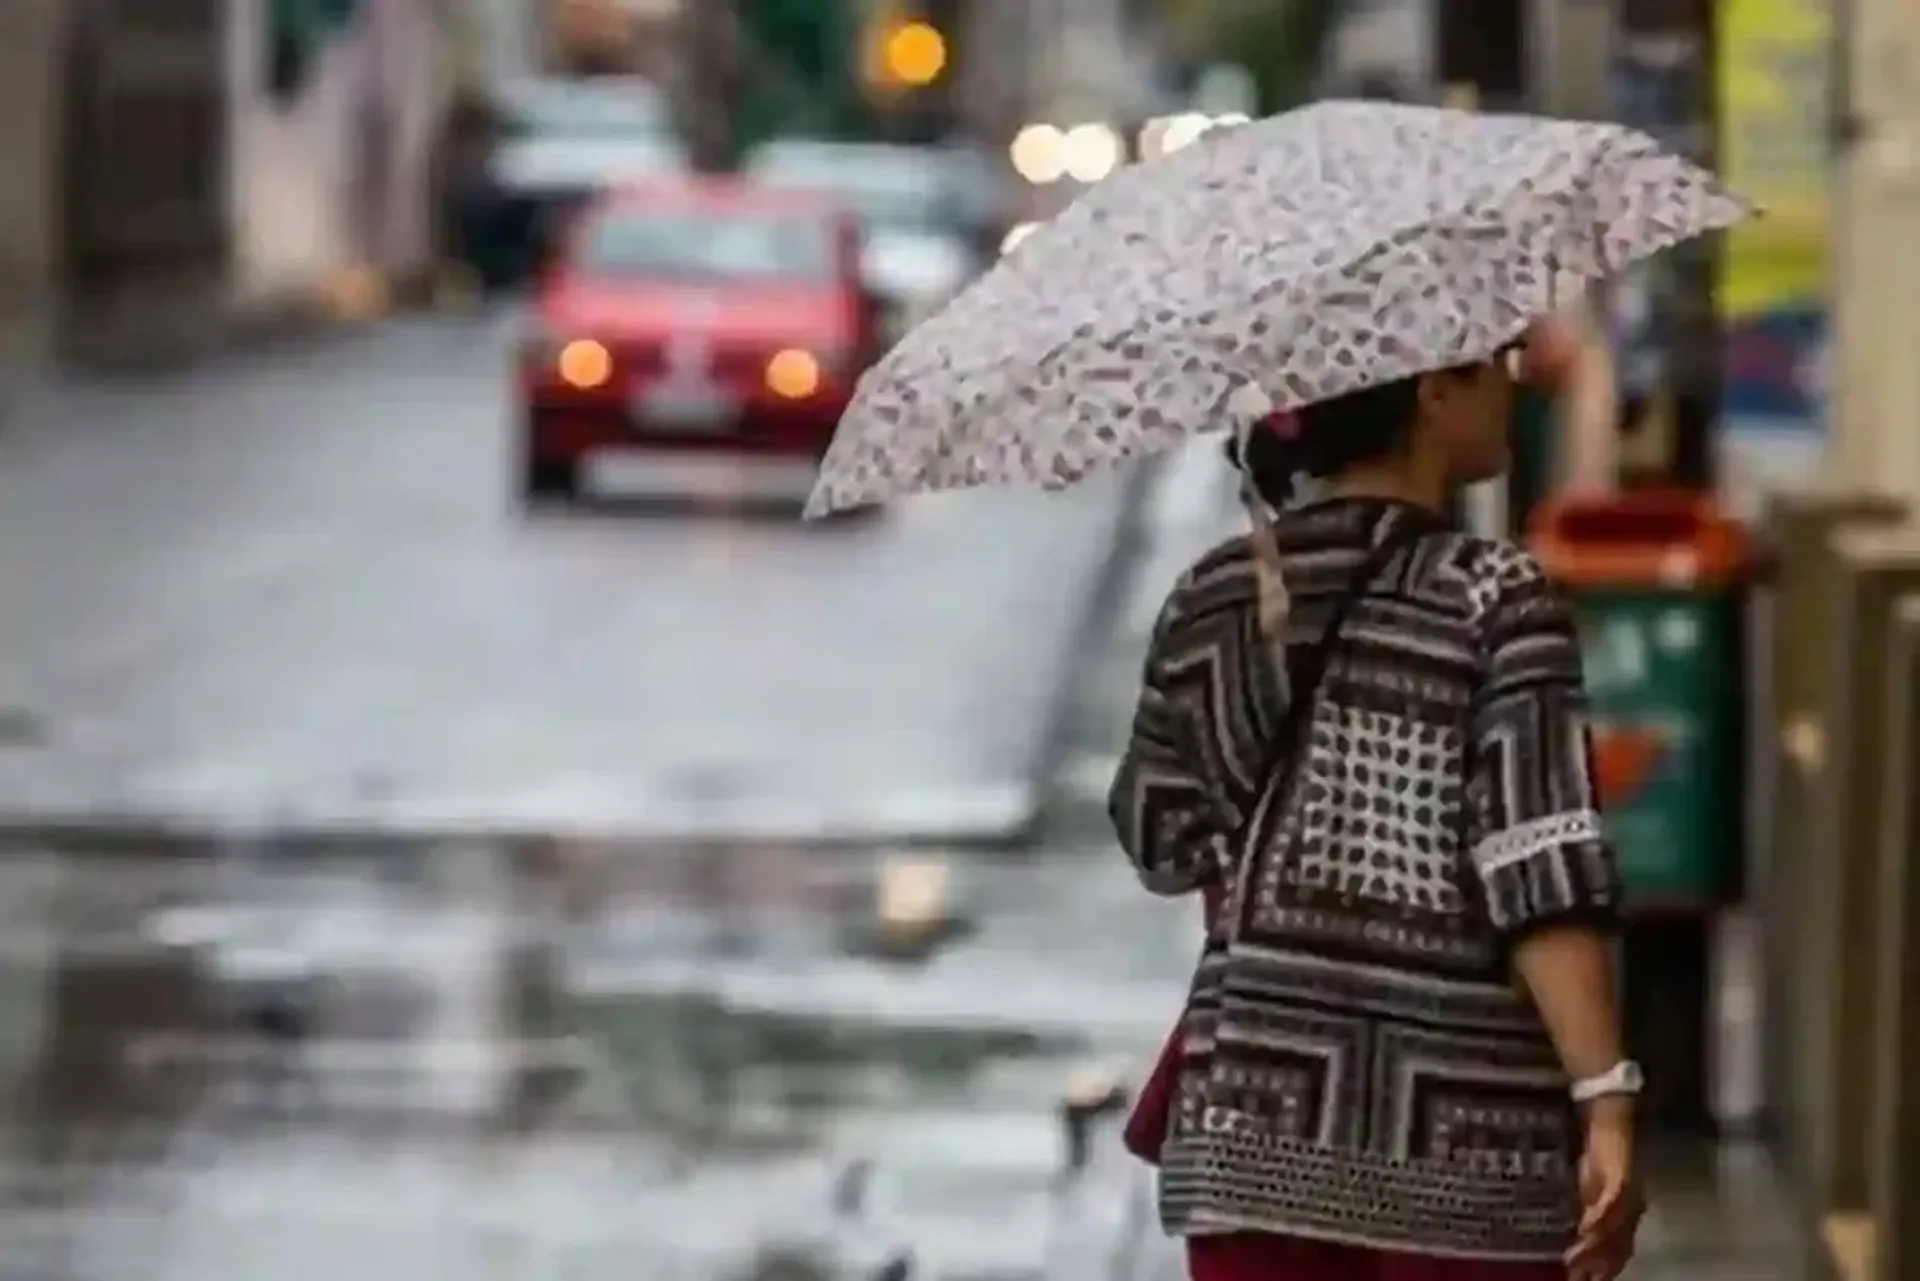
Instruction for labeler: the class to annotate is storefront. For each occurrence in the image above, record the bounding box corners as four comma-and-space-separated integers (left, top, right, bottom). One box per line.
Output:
57, 0, 230, 363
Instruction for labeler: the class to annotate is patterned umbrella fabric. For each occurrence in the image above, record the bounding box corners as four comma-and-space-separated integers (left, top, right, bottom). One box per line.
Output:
804, 100, 1750, 518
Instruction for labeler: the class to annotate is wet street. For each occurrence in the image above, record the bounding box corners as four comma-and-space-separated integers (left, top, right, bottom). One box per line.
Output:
0, 831, 1812, 1281
0, 334, 1816, 1279
0, 315, 1137, 843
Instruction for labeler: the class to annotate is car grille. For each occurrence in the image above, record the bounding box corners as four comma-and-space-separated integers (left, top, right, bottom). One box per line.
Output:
613, 342, 769, 386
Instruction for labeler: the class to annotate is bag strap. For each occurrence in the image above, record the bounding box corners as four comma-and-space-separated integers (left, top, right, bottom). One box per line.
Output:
1232, 513, 1434, 849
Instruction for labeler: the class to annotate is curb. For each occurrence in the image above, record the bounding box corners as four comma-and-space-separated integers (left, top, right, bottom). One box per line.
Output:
57, 265, 452, 376
219, 265, 447, 353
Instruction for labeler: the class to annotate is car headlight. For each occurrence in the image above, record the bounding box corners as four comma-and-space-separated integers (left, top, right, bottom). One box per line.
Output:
523, 330, 610, 389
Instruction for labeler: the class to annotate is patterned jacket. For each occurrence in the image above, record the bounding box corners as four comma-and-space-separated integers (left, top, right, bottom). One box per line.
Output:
1109, 497, 1620, 1261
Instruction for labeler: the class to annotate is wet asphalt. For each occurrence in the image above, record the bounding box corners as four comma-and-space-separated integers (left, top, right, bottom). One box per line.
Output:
0, 314, 1136, 844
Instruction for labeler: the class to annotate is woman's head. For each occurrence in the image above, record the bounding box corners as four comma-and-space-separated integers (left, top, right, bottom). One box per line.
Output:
1232, 348, 1520, 507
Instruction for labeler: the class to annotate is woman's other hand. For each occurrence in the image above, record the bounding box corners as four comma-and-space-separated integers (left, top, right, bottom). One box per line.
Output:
1519, 314, 1584, 389
1520, 307, 1620, 494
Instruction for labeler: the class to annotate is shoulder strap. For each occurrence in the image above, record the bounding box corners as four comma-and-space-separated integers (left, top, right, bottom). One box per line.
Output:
1232, 518, 1430, 848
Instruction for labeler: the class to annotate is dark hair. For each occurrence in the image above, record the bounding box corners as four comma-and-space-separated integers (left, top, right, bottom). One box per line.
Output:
1228, 363, 1485, 508
1227, 376, 1421, 508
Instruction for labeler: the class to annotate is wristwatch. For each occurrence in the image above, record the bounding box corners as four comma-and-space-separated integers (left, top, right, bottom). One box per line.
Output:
1570, 1060, 1645, 1102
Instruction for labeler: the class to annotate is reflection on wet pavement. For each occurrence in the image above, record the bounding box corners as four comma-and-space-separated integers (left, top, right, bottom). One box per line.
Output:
0, 836, 1811, 1281
0, 839, 1186, 1281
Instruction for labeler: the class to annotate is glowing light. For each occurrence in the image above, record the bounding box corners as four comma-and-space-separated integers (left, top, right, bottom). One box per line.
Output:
882, 21, 947, 87
1061, 123, 1122, 182
1010, 123, 1066, 184
557, 339, 611, 389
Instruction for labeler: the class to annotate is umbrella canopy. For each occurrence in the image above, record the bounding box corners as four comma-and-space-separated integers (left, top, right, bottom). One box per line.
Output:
805, 100, 1750, 518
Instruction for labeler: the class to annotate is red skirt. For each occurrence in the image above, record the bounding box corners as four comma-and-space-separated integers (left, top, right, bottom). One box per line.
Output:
1187, 1234, 1563, 1281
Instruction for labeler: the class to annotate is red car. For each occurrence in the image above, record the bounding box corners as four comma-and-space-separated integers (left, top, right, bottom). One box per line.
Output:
517, 179, 881, 507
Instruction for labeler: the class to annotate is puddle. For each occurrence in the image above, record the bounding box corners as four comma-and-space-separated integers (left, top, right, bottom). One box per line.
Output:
0, 836, 1168, 1281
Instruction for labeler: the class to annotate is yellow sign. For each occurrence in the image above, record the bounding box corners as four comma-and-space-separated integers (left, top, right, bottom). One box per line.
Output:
1716, 0, 1830, 320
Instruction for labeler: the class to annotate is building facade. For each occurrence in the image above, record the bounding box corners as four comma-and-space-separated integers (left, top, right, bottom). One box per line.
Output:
226, 0, 451, 315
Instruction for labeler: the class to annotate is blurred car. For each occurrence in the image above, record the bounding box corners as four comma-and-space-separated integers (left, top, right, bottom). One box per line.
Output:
462, 77, 688, 290
516, 180, 881, 507
745, 139, 989, 340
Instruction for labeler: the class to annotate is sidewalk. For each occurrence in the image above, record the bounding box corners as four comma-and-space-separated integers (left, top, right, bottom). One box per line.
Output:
56, 266, 449, 374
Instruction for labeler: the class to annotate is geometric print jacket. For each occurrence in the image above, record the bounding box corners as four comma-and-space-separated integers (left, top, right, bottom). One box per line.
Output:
1109, 497, 1621, 1261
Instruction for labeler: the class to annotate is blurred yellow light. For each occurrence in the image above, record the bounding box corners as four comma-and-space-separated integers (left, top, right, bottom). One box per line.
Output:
1062, 122, 1122, 182
557, 339, 611, 389
1000, 221, 1039, 255
1010, 123, 1066, 184
882, 21, 946, 87
1212, 111, 1253, 128
765, 348, 821, 398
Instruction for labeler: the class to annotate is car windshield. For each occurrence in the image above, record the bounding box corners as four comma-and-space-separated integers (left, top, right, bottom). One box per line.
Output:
576, 208, 835, 282
491, 138, 685, 193
504, 81, 666, 136
751, 146, 951, 231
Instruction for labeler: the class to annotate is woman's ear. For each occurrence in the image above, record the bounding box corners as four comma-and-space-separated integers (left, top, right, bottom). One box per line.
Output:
1413, 369, 1451, 420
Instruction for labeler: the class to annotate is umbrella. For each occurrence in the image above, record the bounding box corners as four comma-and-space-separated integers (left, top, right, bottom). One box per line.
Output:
804, 99, 1750, 519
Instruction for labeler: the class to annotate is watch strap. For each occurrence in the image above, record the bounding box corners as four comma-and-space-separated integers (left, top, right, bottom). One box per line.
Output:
1570, 1060, 1644, 1102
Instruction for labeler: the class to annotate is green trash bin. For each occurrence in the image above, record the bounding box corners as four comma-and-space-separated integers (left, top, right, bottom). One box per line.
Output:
1531, 490, 1755, 906
1504, 387, 1556, 538
1531, 491, 1755, 1136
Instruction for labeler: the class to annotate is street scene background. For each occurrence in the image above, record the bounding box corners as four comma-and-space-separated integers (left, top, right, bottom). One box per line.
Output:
0, 1, 1911, 1280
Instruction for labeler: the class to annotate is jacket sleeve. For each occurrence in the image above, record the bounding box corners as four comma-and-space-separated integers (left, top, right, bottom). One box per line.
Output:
1107, 577, 1236, 897
1466, 551, 1622, 939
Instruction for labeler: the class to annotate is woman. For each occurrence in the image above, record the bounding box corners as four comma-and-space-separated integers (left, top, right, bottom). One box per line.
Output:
1109, 336, 1641, 1281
